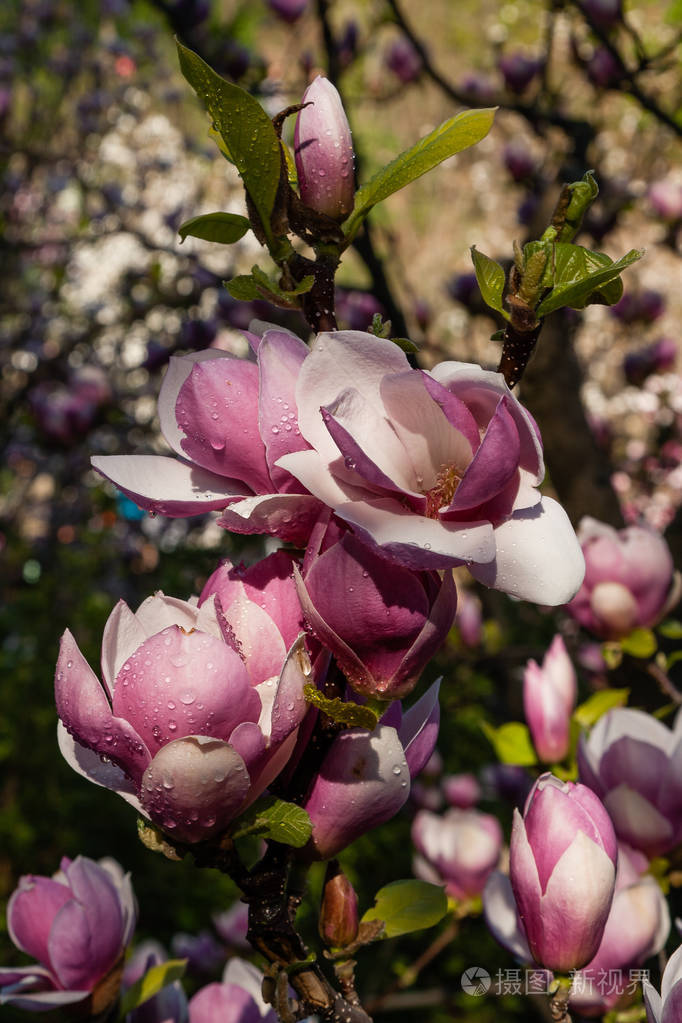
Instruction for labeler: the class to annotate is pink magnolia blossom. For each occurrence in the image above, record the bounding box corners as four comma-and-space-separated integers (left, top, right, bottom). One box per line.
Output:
566, 517, 679, 638
442, 772, 481, 808
295, 512, 456, 698
55, 584, 311, 843
304, 681, 440, 859
189, 958, 276, 1023
523, 635, 577, 764
0, 856, 136, 1015
509, 773, 617, 971
94, 329, 584, 605
122, 940, 188, 1023
412, 807, 502, 900
578, 707, 682, 857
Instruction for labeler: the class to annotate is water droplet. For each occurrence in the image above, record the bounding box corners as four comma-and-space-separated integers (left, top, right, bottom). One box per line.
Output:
210, 439, 225, 451
180, 692, 195, 705
392, 765, 402, 775
271, 426, 280, 435
66, 660, 73, 669
168, 720, 177, 731
152, 725, 161, 740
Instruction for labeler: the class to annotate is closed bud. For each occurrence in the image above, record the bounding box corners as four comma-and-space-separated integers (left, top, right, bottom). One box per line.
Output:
523, 635, 577, 764
319, 864, 359, 948
294, 76, 355, 219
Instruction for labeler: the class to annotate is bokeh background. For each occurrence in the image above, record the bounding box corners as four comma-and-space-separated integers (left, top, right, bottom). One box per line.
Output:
1, 0, 681, 1019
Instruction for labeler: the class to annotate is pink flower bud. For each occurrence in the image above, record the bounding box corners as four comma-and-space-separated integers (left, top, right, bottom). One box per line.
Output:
442, 772, 481, 809
189, 959, 277, 1023
566, 517, 678, 639
294, 76, 355, 219
412, 807, 502, 900
268, 0, 308, 23
498, 52, 543, 94
454, 589, 483, 648
649, 179, 682, 222
319, 865, 359, 948
0, 857, 136, 1014
296, 519, 456, 699
510, 773, 617, 971
580, 0, 623, 29
385, 37, 422, 83
523, 635, 577, 764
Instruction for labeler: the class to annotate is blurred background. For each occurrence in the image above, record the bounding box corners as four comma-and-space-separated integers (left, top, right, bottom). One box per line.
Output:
1, 0, 681, 1019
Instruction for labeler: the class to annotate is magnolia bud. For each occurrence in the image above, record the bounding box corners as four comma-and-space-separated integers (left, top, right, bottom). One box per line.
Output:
319, 864, 359, 948
294, 76, 355, 219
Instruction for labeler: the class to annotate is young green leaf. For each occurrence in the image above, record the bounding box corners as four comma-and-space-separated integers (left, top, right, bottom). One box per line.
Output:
620, 627, 657, 659
481, 721, 538, 765
470, 247, 509, 318
230, 795, 313, 847
178, 212, 251, 244
225, 275, 262, 301
573, 688, 629, 728
536, 247, 643, 316
658, 620, 682, 639
118, 960, 187, 1019
361, 880, 448, 938
176, 41, 281, 243
343, 107, 496, 242
303, 684, 379, 730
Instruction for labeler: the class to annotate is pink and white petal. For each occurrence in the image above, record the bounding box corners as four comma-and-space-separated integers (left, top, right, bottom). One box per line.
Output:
133, 592, 201, 637
444, 397, 520, 512
159, 351, 232, 455
421, 373, 481, 451
394, 572, 457, 692
399, 679, 441, 779
188, 981, 264, 1023
91, 455, 247, 516
661, 942, 682, 1005
217, 493, 324, 545
305, 725, 411, 859
57, 724, 144, 813
482, 871, 532, 963
240, 731, 300, 810
0, 977, 90, 1013
269, 636, 312, 745
49, 860, 123, 990
55, 631, 151, 786
222, 957, 275, 1015
643, 981, 663, 1023
379, 371, 473, 492
194, 593, 227, 640
333, 497, 496, 570
225, 594, 287, 687
469, 497, 585, 604
238, 551, 305, 650
430, 362, 544, 481
603, 786, 674, 856
101, 601, 147, 698
295, 331, 409, 460
258, 330, 311, 490
276, 449, 373, 506
140, 737, 251, 843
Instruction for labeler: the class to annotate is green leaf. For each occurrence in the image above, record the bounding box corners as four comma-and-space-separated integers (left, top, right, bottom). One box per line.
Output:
179, 212, 251, 245
230, 796, 312, 847
536, 247, 643, 316
176, 40, 281, 243
481, 721, 537, 766
118, 960, 187, 1019
471, 247, 509, 319
225, 275, 262, 301
361, 880, 448, 938
620, 627, 657, 659
136, 819, 183, 860
573, 688, 629, 728
659, 620, 682, 639
343, 107, 496, 241
303, 684, 379, 730
666, 650, 682, 671
251, 265, 314, 300
390, 336, 419, 354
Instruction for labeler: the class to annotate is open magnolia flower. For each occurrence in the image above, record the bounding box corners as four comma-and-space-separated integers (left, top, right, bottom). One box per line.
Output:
55, 588, 311, 843
93, 328, 584, 606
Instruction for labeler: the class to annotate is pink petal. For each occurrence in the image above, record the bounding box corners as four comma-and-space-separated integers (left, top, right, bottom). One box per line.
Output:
269, 636, 311, 746
57, 723, 144, 814
7, 876, 71, 967
217, 492, 323, 545
101, 601, 147, 699
174, 358, 270, 490
140, 737, 251, 842
399, 679, 441, 778
442, 396, 520, 513
111, 627, 259, 753
158, 351, 232, 456
91, 455, 247, 516
55, 631, 151, 786
305, 725, 411, 858
257, 330, 311, 491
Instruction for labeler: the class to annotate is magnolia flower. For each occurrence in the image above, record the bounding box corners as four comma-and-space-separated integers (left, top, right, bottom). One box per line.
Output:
189, 958, 276, 1023
123, 940, 188, 1023
0, 856, 136, 1015
509, 774, 617, 971
523, 635, 577, 763
94, 329, 585, 605
578, 707, 682, 857
566, 517, 679, 638
412, 807, 502, 900
294, 76, 355, 219
55, 587, 311, 843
